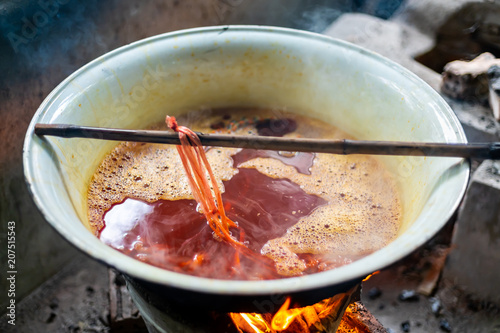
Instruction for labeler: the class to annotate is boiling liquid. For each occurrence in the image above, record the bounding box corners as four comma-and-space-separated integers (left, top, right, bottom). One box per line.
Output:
88, 108, 402, 279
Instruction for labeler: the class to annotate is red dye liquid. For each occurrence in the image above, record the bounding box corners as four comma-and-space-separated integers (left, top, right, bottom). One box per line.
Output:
231, 149, 315, 175
91, 112, 402, 281
100, 168, 326, 280
231, 117, 314, 175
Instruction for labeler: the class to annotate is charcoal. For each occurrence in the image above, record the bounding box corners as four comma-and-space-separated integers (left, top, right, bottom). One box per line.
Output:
368, 287, 382, 300
401, 320, 411, 332
398, 290, 420, 302
430, 297, 442, 316
439, 319, 452, 332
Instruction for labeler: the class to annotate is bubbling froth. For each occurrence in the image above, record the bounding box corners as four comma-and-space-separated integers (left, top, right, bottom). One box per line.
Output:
88, 108, 402, 278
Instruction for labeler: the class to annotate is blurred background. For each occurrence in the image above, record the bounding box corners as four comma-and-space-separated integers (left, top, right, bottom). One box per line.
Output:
1, 1, 499, 332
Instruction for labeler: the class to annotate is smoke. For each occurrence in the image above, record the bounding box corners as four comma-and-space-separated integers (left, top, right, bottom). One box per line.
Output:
294, 0, 405, 33
0, 0, 104, 85
299, 6, 344, 33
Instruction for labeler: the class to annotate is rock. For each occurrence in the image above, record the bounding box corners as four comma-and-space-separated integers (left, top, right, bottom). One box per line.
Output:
439, 318, 452, 332
429, 297, 442, 317
401, 320, 411, 332
441, 52, 500, 102
488, 65, 500, 121
392, 0, 478, 37
322, 13, 439, 89
443, 160, 500, 306
410, 2, 500, 72
368, 287, 383, 300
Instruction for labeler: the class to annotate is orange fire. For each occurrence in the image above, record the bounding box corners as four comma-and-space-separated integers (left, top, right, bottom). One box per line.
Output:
232, 313, 271, 333
230, 301, 305, 333
362, 270, 380, 282
229, 288, 357, 333
271, 297, 304, 330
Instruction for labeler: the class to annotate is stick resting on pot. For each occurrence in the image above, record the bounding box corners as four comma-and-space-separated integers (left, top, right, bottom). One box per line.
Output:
34, 123, 500, 160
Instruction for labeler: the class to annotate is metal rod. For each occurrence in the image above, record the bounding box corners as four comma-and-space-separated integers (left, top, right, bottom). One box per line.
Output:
34, 123, 500, 160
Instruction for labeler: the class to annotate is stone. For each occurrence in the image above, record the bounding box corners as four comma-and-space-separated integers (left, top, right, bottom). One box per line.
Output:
392, 0, 480, 37
488, 65, 500, 121
401, 320, 410, 332
323, 13, 439, 89
398, 290, 420, 302
442, 159, 500, 306
444, 96, 500, 142
368, 287, 382, 300
429, 297, 442, 316
441, 52, 500, 102
407, 1, 500, 73
439, 318, 452, 332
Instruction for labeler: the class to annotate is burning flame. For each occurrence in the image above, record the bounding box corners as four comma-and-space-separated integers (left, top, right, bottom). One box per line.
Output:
271, 297, 304, 330
229, 298, 304, 333
362, 270, 380, 282
229, 290, 355, 333
239, 313, 271, 333
229, 312, 270, 333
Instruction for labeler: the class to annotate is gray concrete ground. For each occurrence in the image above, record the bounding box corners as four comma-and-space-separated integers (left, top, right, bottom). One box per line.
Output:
0, 253, 110, 333
361, 240, 500, 333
